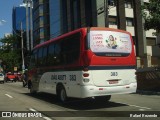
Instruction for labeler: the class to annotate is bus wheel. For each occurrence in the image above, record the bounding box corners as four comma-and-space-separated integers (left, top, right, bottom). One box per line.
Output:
95, 95, 111, 103
58, 86, 67, 102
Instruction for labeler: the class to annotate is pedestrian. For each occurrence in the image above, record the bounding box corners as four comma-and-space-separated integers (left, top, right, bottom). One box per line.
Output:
23, 70, 28, 87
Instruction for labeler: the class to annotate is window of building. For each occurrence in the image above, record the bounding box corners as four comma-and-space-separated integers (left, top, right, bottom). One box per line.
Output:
126, 18, 134, 26
50, 0, 61, 38
40, 16, 44, 23
40, 28, 44, 36
125, 0, 133, 8
39, 5, 43, 14
71, 0, 81, 30
108, 0, 117, 6
147, 38, 156, 46
109, 16, 117, 25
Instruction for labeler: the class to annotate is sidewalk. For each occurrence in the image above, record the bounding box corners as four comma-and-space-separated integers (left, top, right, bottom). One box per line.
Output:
136, 90, 160, 95
136, 67, 160, 95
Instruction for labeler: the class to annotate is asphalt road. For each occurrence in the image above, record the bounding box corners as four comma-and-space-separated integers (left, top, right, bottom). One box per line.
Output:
0, 82, 160, 120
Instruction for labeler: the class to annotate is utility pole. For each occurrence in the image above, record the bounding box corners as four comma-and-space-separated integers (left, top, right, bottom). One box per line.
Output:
30, 0, 33, 50
25, 1, 30, 51
21, 22, 25, 71
104, 0, 109, 27
23, 0, 33, 51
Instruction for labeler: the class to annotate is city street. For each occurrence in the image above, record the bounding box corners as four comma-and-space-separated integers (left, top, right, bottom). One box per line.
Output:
0, 82, 160, 120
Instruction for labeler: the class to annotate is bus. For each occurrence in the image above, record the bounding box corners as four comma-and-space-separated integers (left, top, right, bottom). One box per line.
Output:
28, 27, 137, 102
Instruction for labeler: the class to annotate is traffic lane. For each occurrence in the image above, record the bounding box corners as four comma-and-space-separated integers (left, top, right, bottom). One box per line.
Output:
0, 83, 48, 120
0, 82, 132, 111
1, 82, 160, 119
111, 94, 160, 111
22, 91, 160, 119
1, 82, 159, 112
2, 82, 160, 110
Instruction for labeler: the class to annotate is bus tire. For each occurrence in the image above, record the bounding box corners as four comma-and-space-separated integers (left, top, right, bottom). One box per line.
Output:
57, 85, 67, 103
95, 95, 111, 103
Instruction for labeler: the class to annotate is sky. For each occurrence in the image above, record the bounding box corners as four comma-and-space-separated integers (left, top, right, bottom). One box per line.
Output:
0, 0, 23, 38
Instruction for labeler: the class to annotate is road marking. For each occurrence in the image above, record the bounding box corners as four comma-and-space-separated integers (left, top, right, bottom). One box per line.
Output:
5, 94, 13, 98
29, 108, 37, 112
116, 102, 152, 110
29, 108, 53, 120
43, 117, 53, 120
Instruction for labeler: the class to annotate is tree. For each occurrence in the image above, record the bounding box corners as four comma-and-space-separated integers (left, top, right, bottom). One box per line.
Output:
141, 0, 160, 34
0, 35, 21, 72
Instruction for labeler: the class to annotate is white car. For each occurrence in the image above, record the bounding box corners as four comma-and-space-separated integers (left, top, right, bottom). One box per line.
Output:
0, 73, 4, 83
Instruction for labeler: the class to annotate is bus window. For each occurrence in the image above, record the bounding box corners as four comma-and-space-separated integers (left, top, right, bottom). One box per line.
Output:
48, 43, 55, 65
42, 46, 48, 66
30, 50, 37, 67
54, 43, 62, 65
37, 47, 43, 66
61, 33, 80, 64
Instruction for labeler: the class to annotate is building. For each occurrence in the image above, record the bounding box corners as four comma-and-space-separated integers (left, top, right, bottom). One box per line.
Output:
49, 0, 61, 39
33, 0, 160, 67
96, 0, 159, 67
64, 0, 159, 67
33, 0, 50, 45
12, 6, 26, 31
12, 5, 31, 51
49, 0, 69, 39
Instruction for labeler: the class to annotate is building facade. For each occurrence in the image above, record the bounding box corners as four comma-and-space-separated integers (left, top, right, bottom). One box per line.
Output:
12, 6, 26, 31
33, 0, 50, 45
12, 6, 27, 49
64, 0, 160, 67
33, 0, 160, 67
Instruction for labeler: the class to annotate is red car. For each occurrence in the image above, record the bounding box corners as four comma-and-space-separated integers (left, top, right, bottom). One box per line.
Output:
5, 72, 16, 82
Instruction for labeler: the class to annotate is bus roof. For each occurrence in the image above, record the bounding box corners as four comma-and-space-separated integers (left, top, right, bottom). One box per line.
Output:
33, 27, 131, 50
33, 28, 86, 50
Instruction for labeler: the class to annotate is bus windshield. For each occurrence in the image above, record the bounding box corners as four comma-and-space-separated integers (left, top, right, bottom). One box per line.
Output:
89, 30, 132, 56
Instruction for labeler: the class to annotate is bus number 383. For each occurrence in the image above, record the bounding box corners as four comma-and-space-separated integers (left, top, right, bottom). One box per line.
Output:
111, 72, 118, 76
69, 75, 76, 81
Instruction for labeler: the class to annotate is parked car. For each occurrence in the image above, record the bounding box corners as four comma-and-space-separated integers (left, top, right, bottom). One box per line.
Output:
0, 73, 4, 83
5, 72, 16, 82
14, 72, 22, 81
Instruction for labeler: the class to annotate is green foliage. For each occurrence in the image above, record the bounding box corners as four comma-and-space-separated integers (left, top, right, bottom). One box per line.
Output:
0, 35, 21, 72
141, 0, 160, 33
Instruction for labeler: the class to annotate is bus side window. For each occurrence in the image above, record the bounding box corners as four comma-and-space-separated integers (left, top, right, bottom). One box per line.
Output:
61, 33, 80, 64
42, 46, 48, 66
30, 50, 36, 68
54, 43, 62, 65
48, 44, 55, 65
37, 48, 43, 66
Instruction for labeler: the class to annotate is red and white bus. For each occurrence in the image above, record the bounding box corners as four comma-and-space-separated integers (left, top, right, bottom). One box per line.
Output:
28, 27, 137, 102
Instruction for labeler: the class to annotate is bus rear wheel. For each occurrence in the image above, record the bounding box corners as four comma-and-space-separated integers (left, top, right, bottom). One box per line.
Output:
57, 86, 67, 103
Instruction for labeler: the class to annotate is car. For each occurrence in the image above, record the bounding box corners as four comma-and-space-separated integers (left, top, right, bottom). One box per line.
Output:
0, 73, 5, 84
5, 72, 16, 82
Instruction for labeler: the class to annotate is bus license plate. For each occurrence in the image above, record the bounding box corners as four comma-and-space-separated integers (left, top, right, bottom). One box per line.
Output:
109, 80, 118, 84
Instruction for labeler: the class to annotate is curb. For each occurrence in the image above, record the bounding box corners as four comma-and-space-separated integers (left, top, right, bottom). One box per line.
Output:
136, 90, 160, 95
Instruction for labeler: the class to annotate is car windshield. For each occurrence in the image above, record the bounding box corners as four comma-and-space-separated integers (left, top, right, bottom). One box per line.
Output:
7, 73, 14, 75
0, 73, 3, 76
